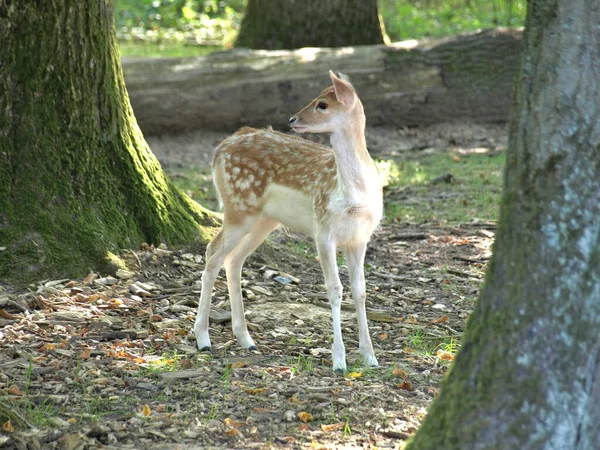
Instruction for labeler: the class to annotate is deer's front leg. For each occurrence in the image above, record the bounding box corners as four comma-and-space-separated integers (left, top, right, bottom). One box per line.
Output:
316, 238, 346, 374
345, 244, 378, 367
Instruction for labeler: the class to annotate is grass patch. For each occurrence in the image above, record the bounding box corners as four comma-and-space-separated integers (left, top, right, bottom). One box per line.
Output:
22, 399, 60, 428
405, 327, 459, 362
380, 150, 504, 224
288, 354, 316, 374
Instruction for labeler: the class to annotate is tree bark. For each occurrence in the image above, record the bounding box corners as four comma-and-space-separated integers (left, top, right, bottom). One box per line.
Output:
408, 1, 600, 448
0, 0, 217, 284
123, 29, 522, 135
235, 0, 385, 50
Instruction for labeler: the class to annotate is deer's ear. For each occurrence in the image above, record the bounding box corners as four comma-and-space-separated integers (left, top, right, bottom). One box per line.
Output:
329, 70, 355, 108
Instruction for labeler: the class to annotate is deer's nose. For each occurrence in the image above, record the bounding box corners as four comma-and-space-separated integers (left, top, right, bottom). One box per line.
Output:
289, 115, 298, 124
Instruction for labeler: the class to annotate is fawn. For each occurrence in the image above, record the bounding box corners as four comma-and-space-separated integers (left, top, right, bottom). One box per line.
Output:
193, 71, 383, 373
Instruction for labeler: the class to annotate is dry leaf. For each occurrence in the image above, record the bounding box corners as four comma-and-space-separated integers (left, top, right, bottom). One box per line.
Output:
2, 420, 14, 433
67, 418, 78, 424
155, 404, 166, 413
299, 423, 310, 431
403, 347, 414, 353
82, 272, 96, 285
224, 417, 245, 429
142, 404, 151, 417
431, 315, 449, 324
253, 407, 274, 413
392, 368, 408, 378
436, 350, 455, 361
223, 428, 239, 436
79, 348, 92, 359
241, 386, 268, 395
366, 311, 398, 323
397, 380, 413, 391
0, 309, 15, 320
426, 386, 440, 397
297, 411, 313, 423
451, 153, 461, 162
93, 377, 112, 386
7, 384, 22, 396
40, 343, 57, 352
378, 333, 388, 341
179, 358, 194, 370
229, 361, 246, 369
321, 422, 345, 432
346, 371, 362, 379
288, 395, 302, 403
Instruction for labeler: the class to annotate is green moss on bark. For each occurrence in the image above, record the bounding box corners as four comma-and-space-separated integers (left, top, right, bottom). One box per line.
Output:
0, 0, 218, 285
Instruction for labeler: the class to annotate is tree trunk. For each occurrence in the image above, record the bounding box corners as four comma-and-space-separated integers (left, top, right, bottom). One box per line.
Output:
235, 0, 385, 49
0, 0, 217, 284
123, 29, 522, 135
408, 1, 600, 448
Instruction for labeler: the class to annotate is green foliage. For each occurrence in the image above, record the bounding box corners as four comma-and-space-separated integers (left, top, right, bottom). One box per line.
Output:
380, 0, 526, 41
114, 0, 245, 48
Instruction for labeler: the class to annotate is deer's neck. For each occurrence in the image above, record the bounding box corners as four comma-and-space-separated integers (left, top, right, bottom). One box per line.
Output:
330, 125, 376, 197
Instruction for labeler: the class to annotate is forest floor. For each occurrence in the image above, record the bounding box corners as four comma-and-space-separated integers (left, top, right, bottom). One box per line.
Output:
0, 123, 507, 449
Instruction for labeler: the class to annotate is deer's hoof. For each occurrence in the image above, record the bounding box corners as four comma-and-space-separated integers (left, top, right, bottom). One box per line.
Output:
199, 346, 211, 352
248, 345, 257, 351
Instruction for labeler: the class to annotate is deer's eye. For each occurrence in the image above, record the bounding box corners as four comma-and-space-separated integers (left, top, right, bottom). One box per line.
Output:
317, 101, 328, 110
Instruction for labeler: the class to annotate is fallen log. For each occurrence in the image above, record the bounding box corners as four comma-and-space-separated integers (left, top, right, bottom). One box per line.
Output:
123, 28, 522, 135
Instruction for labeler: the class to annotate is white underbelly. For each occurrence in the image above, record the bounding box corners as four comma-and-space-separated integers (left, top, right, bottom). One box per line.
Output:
262, 184, 315, 235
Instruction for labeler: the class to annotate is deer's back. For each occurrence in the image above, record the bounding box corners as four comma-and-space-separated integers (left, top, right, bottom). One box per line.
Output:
213, 127, 337, 203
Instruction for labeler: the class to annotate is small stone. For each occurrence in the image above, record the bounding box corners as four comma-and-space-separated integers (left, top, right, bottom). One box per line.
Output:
279, 272, 300, 284
94, 276, 118, 286
283, 410, 296, 422
264, 269, 279, 280
154, 248, 173, 257
116, 268, 136, 279
249, 285, 273, 296
48, 416, 72, 428
129, 283, 151, 297
274, 276, 293, 284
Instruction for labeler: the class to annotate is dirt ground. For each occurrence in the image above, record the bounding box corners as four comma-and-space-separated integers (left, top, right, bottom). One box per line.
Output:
0, 123, 506, 449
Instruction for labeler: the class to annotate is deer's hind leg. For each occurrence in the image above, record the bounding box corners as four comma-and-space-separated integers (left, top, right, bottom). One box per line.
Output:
194, 218, 256, 351
345, 243, 377, 367
225, 216, 279, 349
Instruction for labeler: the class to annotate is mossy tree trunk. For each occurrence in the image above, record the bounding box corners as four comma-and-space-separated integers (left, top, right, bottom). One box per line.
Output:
408, 0, 600, 448
235, 0, 385, 50
0, 0, 217, 284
